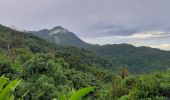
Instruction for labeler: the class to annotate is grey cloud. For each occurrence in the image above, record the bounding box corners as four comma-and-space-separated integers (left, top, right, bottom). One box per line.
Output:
82, 22, 170, 38
81, 22, 139, 38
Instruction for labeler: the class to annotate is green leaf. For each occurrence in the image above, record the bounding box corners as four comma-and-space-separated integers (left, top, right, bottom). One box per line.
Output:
58, 93, 67, 100
0, 79, 21, 100
69, 86, 95, 100
0, 76, 8, 92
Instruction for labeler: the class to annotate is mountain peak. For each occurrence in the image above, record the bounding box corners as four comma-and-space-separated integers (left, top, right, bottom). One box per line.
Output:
49, 26, 69, 35
31, 25, 92, 48
51, 26, 65, 31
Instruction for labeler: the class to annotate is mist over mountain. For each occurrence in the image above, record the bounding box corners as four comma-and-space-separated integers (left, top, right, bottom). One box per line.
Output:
31, 26, 93, 48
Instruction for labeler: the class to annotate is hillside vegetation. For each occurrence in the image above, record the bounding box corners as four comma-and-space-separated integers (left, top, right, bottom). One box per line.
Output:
32, 26, 170, 73
0, 25, 170, 99
89, 44, 170, 73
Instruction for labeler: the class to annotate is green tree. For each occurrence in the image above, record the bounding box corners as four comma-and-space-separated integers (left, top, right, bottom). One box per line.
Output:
118, 64, 128, 79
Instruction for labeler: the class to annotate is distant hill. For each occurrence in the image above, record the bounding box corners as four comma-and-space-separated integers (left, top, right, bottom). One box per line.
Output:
89, 44, 170, 73
31, 26, 170, 73
31, 26, 93, 48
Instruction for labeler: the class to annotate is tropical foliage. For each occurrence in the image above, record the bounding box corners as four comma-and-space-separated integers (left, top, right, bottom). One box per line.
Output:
0, 25, 170, 99
0, 76, 21, 100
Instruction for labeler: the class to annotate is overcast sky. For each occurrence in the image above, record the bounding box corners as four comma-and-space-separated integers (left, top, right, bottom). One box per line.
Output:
0, 0, 170, 50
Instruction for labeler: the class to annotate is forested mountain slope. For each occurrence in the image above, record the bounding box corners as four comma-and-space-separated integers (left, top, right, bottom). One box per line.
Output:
0, 25, 114, 70
32, 26, 170, 73
31, 26, 93, 48
89, 44, 170, 73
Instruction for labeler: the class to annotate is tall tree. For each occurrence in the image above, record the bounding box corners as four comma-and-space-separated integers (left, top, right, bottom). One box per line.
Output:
118, 64, 128, 79
7, 30, 24, 60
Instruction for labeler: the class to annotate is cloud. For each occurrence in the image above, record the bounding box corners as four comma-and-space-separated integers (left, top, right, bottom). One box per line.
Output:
151, 44, 170, 50
125, 32, 170, 39
82, 21, 170, 39
1, 0, 170, 34
84, 31, 170, 43
83, 31, 170, 51
82, 23, 139, 38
